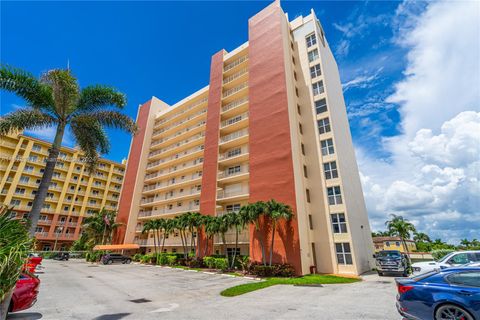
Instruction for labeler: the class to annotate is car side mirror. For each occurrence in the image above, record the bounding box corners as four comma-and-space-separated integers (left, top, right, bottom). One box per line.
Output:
372, 254, 376, 258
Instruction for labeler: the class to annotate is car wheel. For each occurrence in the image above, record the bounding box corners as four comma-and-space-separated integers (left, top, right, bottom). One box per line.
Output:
107, 259, 113, 265
377, 271, 383, 276
435, 304, 474, 320
126, 259, 132, 264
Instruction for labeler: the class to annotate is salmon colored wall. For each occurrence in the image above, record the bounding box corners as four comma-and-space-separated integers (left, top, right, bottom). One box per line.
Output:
198, 50, 224, 256
113, 100, 152, 244
248, 2, 302, 273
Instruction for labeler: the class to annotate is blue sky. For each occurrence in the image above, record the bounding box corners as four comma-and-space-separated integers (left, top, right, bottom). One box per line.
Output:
2, 1, 479, 242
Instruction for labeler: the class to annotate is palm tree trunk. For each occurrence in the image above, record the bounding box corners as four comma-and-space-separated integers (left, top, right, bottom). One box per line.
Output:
203, 235, 209, 257
232, 228, 239, 269
269, 221, 276, 266
152, 231, 157, 256
255, 222, 266, 266
402, 238, 411, 264
28, 123, 65, 236
161, 232, 166, 253
222, 233, 227, 258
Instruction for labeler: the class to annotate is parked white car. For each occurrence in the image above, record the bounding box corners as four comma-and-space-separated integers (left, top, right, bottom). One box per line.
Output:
411, 250, 480, 275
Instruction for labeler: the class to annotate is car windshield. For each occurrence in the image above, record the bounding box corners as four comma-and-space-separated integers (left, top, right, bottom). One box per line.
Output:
437, 252, 455, 262
377, 251, 401, 258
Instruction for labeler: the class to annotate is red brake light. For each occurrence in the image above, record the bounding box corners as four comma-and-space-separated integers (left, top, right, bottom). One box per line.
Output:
397, 284, 414, 294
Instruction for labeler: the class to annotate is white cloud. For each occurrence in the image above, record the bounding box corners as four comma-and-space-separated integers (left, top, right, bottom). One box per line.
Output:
357, 0, 480, 244
343, 67, 383, 91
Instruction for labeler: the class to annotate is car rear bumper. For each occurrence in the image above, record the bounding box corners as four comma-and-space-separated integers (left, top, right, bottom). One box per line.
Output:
396, 301, 421, 320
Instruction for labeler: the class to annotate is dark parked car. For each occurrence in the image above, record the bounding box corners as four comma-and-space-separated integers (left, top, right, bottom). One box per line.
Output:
374, 250, 409, 276
101, 253, 132, 265
396, 266, 480, 320
53, 252, 70, 261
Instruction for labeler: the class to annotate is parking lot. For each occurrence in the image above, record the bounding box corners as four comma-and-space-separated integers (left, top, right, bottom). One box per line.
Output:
9, 259, 400, 320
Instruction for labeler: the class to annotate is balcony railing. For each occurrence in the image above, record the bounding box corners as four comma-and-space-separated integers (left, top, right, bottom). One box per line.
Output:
35, 232, 49, 238
220, 129, 249, 144
139, 205, 200, 217
222, 97, 249, 113
143, 173, 203, 193
147, 145, 204, 169
224, 55, 248, 72
217, 187, 249, 199
222, 82, 248, 99
151, 121, 205, 148
223, 68, 248, 85
221, 112, 249, 128
154, 97, 208, 128
218, 165, 249, 179
152, 109, 207, 137
144, 159, 203, 181
219, 146, 249, 161
149, 133, 205, 158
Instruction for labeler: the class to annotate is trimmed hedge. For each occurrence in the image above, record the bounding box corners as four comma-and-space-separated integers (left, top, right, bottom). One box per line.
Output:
248, 263, 296, 277
204, 256, 228, 271
432, 249, 455, 260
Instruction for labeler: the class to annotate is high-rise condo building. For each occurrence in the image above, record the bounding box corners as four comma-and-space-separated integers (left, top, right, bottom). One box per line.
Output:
0, 132, 125, 251
115, 1, 374, 275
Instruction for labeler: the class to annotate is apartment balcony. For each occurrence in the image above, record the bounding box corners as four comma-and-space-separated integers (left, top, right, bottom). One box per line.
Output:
222, 82, 248, 104
1, 141, 18, 149
223, 55, 248, 74
152, 109, 207, 139
37, 219, 52, 225
222, 68, 248, 89
220, 112, 249, 134
148, 133, 205, 161
143, 189, 201, 207
147, 145, 204, 171
144, 162, 203, 183
137, 205, 200, 219
218, 146, 249, 165
142, 174, 203, 195
217, 187, 249, 202
219, 129, 249, 149
150, 122, 205, 151
221, 97, 249, 118
154, 97, 208, 130
68, 222, 78, 227
214, 230, 249, 245
218, 165, 249, 184
35, 232, 49, 239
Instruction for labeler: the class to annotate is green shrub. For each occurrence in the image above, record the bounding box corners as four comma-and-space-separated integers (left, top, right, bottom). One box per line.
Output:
432, 249, 455, 261
214, 258, 228, 271
85, 251, 104, 262
186, 257, 203, 268
249, 263, 296, 277
166, 255, 177, 266
204, 256, 216, 269
132, 253, 143, 262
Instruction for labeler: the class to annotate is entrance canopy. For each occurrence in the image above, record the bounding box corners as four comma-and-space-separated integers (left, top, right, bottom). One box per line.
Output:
93, 244, 140, 251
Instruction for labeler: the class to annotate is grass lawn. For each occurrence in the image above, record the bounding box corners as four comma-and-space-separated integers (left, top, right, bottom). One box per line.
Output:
220, 274, 360, 297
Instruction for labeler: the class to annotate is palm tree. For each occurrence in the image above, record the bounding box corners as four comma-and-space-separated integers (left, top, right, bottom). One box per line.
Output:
264, 199, 293, 266
385, 214, 416, 260
161, 219, 174, 253
240, 202, 268, 265
184, 212, 202, 255
81, 208, 121, 247
460, 238, 471, 248
217, 214, 231, 259
142, 220, 157, 256
225, 211, 244, 268
202, 215, 219, 256
413, 232, 431, 243
0, 66, 137, 236
173, 215, 189, 258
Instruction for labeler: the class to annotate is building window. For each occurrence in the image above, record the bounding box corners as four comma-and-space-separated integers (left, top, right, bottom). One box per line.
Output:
227, 148, 241, 158
327, 186, 342, 205
15, 188, 26, 195
301, 143, 305, 155
310, 64, 321, 78
315, 98, 327, 114
303, 165, 308, 178
306, 189, 311, 203
24, 165, 34, 172
335, 243, 352, 265
306, 33, 317, 48
10, 199, 21, 206
312, 81, 324, 96
308, 49, 319, 62
19, 176, 29, 183
226, 204, 241, 212
295, 87, 299, 97
297, 104, 301, 115
324, 161, 338, 179
317, 118, 331, 134
308, 214, 313, 230
320, 138, 335, 156
299, 123, 303, 134
331, 213, 347, 233
32, 144, 42, 152
227, 165, 241, 175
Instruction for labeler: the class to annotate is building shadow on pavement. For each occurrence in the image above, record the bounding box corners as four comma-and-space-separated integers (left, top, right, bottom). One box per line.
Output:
93, 313, 131, 320
7, 312, 42, 320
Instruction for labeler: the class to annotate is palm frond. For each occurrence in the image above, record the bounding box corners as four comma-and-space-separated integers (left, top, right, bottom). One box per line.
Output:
74, 111, 137, 134
76, 85, 127, 114
40, 69, 79, 118
0, 108, 57, 136
70, 117, 109, 171
0, 65, 54, 112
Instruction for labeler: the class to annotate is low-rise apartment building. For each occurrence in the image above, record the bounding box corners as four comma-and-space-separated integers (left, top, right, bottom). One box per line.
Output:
115, 1, 374, 275
0, 132, 125, 251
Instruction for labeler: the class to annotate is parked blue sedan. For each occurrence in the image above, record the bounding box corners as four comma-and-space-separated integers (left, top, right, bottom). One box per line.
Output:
396, 266, 479, 320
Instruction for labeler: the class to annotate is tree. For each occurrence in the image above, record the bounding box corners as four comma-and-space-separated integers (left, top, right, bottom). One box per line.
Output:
161, 219, 174, 253
142, 220, 157, 256
225, 211, 244, 268
385, 214, 416, 259
217, 214, 231, 259
202, 215, 219, 257
371, 230, 391, 237
240, 202, 267, 265
81, 208, 121, 248
0, 66, 137, 236
413, 232, 431, 243
264, 199, 293, 266
183, 212, 202, 255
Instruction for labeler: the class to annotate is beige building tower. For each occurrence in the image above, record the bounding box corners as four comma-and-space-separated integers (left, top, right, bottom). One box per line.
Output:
115, 1, 374, 275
